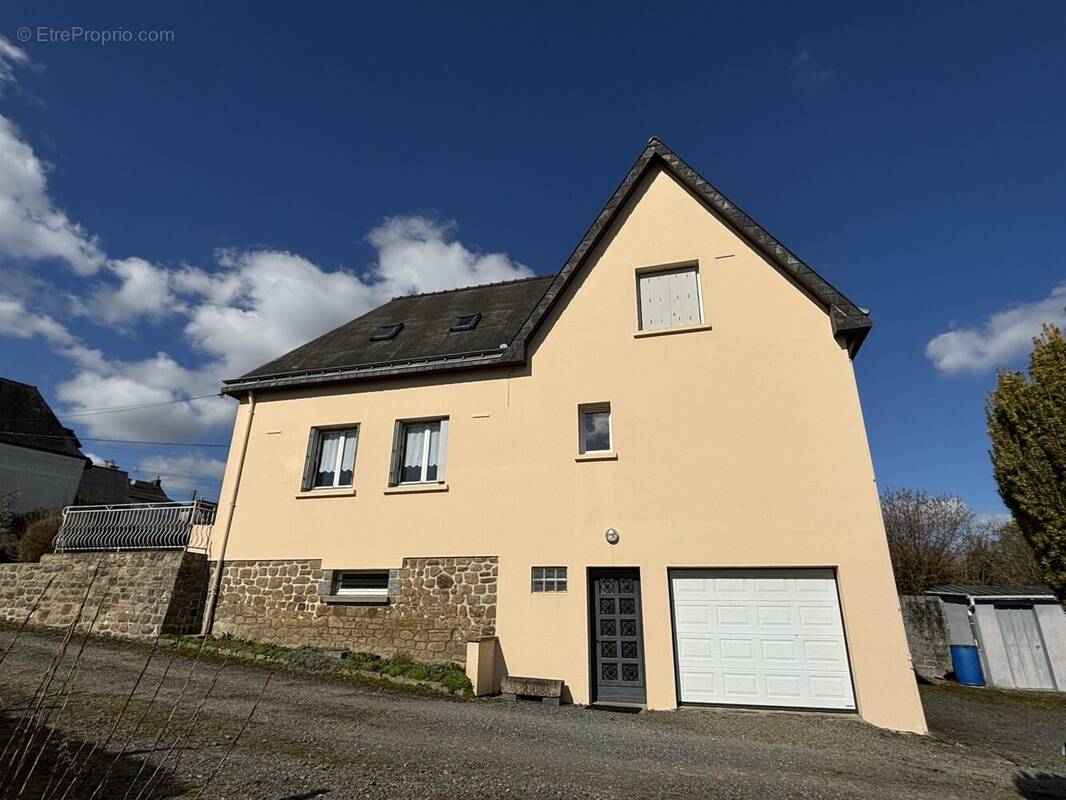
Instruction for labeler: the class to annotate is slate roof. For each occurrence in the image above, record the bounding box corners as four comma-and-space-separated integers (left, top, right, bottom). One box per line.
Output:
223, 137, 872, 395
128, 478, 173, 504
76, 464, 131, 505
236, 275, 554, 386
927, 584, 1057, 599
0, 378, 85, 459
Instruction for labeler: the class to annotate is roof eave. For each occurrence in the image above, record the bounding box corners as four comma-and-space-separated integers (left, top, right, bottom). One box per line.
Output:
221, 349, 516, 397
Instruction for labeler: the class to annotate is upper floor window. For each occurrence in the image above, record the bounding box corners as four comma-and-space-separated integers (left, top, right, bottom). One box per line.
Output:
391, 418, 449, 485
304, 426, 358, 489
637, 265, 702, 331
579, 403, 612, 454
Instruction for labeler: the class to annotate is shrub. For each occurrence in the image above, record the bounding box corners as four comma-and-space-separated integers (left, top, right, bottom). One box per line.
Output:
441, 668, 473, 697
17, 509, 62, 562
378, 652, 413, 676
404, 665, 430, 681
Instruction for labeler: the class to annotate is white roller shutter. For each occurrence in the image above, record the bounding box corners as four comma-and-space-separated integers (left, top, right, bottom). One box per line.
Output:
638, 267, 701, 330
671, 568, 856, 711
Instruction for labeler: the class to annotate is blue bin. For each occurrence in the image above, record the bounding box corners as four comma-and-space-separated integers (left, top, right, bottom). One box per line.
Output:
950, 645, 985, 686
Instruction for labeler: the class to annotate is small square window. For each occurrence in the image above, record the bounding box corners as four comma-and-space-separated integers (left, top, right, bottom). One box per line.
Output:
532, 567, 567, 593
305, 427, 358, 489
333, 570, 389, 600
370, 323, 403, 341
450, 313, 481, 331
578, 403, 611, 454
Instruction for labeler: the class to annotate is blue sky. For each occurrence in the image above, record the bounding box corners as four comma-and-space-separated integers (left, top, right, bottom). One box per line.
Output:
0, 2, 1063, 510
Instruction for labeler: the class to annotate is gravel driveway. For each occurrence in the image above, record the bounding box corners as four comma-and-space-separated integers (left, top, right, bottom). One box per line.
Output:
1, 628, 1064, 799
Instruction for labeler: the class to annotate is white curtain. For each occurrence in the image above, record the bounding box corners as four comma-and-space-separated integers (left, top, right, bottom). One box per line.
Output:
402, 425, 425, 482
339, 432, 357, 485
314, 431, 341, 486
425, 424, 441, 481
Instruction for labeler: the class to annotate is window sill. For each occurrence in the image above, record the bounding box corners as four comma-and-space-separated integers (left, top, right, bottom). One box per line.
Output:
575, 452, 618, 462
633, 322, 712, 339
295, 487, 357, 499
383, 482, 449, 495
319, 594, 389, 605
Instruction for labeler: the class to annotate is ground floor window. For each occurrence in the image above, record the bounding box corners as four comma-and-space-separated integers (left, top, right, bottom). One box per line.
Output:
532, 566, 567, 592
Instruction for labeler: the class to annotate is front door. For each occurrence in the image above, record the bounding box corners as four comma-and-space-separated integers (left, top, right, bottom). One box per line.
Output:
590, 569, 646, 703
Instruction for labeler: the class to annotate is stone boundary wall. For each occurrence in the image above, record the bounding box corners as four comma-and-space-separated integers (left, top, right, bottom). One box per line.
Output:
899, 595, 953, 680
0, 550, 208, 638
212, 556, 498, 664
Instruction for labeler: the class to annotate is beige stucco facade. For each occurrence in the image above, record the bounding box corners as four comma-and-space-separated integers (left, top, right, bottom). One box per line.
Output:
211, 165, 927, 733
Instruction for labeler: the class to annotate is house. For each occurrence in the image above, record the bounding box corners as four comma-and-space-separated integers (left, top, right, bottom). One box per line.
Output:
128, 477, 173, 504
0, 378, 88, 514
75, 460, 131, 505
205, 137, 926, 733
927, 584, 1066, 691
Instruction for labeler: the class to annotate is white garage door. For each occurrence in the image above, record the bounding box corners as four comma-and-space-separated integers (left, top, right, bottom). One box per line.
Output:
671, 569, 856, 710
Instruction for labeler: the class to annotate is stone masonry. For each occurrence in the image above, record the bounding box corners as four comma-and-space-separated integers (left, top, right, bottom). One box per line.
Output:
899, 595, 953, 680
212, 556, 498, 665
0, 550, 208, 638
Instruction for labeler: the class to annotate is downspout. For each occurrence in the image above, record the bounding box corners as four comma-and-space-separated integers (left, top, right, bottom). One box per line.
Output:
200, 390, 256, 635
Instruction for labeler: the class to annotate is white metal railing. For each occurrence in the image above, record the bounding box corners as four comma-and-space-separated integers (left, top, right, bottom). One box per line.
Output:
53, 501, 216, 553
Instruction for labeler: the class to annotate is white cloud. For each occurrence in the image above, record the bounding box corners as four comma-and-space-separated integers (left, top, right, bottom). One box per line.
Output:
182, 248, 375, 378
367, 215, 534, 297
0, 36, 30, 94
926, 283, 1066, 375
73, 257, 180, 326
0, 115, 106, 274
789, 50, 836, 91
0, 75, 533, 469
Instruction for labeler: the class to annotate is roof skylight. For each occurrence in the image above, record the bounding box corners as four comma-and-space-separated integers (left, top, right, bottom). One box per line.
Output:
370, 323, 403, 341
450, 313, 481, 332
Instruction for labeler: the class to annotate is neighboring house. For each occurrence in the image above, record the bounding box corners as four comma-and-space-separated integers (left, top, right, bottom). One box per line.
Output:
927, 584, 1066, 691
206, 137, 926, 733
128, 477, 173, 504
0, 378, 88, 514
75, 460, 131, 505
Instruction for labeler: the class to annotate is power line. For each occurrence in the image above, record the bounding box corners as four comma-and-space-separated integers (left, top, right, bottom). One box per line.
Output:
0, 393, 223, 422
0, 430, 229, 448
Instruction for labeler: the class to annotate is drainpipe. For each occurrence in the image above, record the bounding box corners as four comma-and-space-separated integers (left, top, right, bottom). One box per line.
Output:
201, 390, 256, 635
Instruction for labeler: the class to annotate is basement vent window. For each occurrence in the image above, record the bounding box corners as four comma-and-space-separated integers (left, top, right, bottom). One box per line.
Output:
370, 323, 403, 341
333, 570, 390, 602
450, 313, 481, 332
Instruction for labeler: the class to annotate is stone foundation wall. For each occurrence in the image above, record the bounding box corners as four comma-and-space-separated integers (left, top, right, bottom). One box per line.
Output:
212, 556, 498, 664
0, 550, 208, 638
899, 595, 953, 680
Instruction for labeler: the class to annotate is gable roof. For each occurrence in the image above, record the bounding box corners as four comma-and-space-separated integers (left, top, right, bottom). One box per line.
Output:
223, 137, 871, 395
0, 378, 85, 459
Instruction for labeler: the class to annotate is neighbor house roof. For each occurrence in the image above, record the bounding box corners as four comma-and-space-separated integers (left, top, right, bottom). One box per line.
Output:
129, 478, 173, 504
926, 584, 1057, 600
75, 463, 131, 505
223, 137, 871, 395
0, 377, 85, 459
